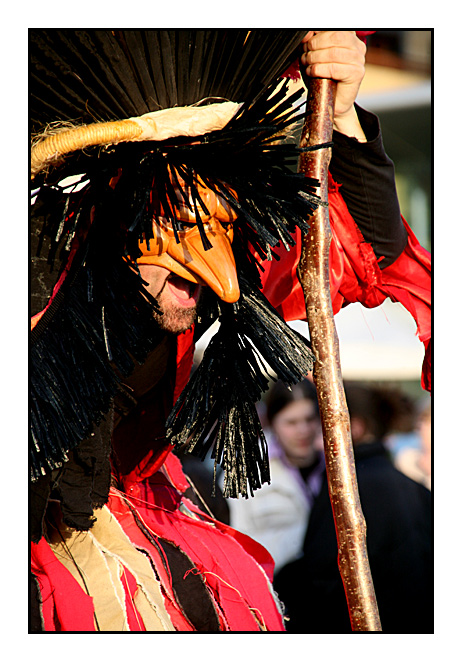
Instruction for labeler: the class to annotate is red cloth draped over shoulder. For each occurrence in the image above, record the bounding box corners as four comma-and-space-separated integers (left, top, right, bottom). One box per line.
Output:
259, 174, 431, 391
115, 453, 285, 631
30, 452, 285, 632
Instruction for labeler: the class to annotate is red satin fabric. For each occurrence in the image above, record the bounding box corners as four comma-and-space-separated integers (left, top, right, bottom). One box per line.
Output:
112, 453, 284, 631
259, 175, 431, 391
31, 538, 97, 631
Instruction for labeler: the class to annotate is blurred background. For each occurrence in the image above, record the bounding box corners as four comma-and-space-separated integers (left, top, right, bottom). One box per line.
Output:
359, 30, 431, 252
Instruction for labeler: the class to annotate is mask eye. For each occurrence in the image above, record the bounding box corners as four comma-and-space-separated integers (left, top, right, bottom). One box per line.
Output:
157, 216, 195, 233
176, 219, 196, 232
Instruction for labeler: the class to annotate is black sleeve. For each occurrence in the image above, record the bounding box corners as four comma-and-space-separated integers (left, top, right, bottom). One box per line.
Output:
329, 104, 407, 269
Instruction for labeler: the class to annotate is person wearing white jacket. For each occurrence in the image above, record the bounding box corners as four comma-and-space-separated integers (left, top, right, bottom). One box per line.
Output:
228, 379, 324, 573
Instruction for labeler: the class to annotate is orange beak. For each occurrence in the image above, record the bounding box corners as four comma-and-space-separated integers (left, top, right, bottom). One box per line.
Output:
138, 217, 240, 303
137, 175, 241, 303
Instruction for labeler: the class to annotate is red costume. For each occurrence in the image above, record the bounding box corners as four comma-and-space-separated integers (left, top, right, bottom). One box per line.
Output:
29, 30, 430, 632
30, 172, 430, 631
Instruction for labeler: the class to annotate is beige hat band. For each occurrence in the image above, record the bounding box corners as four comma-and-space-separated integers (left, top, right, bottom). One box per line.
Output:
31, 101, 241, 179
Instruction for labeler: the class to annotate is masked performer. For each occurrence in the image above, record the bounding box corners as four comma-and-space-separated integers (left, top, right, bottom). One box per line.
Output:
30, 30, 431, 632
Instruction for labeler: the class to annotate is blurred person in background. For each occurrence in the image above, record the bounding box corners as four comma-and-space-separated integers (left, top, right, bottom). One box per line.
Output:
395, 397, 431, 490
228, 379, 324, 573
383, 389, 421, 460
274, 381, 433, 633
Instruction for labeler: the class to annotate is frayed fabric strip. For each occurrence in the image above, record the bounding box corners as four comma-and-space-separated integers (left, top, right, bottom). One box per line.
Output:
47, 504, 175, 631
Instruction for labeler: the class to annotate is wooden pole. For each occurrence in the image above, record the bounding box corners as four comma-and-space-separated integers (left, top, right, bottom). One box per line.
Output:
297, 78, 382, 632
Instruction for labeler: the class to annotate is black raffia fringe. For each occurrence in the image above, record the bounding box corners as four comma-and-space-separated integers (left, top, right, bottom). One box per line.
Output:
30, 67, 324, 510
166, 276, 314, 499
30, 228, 164, 483
30, 30, 307, 133
31, 77, 323, 271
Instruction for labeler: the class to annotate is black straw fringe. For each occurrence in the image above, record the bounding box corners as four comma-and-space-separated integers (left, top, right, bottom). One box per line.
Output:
33, 77, 321, 270
30, 226, 164, 481
166, 277, 314, 498
31, 76, 321, 493
30, 30, 307, 133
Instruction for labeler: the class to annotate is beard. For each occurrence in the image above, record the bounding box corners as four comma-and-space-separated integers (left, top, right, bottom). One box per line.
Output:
153, 301, 199, 334
153, 278, 203, 334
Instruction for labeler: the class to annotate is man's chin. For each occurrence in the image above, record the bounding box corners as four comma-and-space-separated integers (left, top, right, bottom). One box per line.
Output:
152, 277, 205, 334
154, 303, 199, 335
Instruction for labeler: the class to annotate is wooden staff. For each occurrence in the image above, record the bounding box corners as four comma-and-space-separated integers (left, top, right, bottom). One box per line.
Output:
297, 77, 382, 632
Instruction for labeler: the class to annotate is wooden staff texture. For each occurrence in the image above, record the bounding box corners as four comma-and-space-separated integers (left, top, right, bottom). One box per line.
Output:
297, 77, 382, 632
